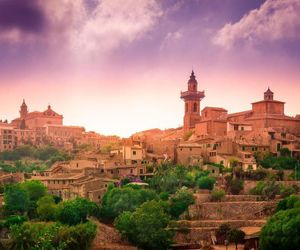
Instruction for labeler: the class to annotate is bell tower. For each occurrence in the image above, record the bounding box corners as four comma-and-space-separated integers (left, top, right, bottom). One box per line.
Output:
180, 71, 205, 132
264, 87, 274, 101
20, 99, 28, 119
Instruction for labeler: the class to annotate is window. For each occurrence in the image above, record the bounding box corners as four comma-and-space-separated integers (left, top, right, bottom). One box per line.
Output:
242, 146, 245, 151
140, 169, 143, 174
193, 103, 197, 112
132, 150, 136, 155
185, 103, 188, 113
190, 148, 192, 151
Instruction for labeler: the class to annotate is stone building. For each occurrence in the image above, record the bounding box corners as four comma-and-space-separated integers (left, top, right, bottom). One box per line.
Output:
11, 100, 63, 130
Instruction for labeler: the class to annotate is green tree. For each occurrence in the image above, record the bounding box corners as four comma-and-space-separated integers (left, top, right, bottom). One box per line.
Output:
228, 229, 245, 250
197, 176, 215, 190
115, 200, 173, 250
4, 184, 29, 215
21, 180, 47, 202
260, 207, 300, 250
276, 195, 300, 212
56, 198, 97, 225
37, 195, 57, 221
99, 186, 157, 221
169, 187, 194, 219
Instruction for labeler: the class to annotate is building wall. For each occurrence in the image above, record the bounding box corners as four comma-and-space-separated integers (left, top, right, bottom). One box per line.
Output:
252, 101, 284, 115
195, 120, 227, 137
0, 124, 15, 151
45, 125, 84, 140
26, 116, 63, 129
201, 108, 227, 121
176, 146, 203, 165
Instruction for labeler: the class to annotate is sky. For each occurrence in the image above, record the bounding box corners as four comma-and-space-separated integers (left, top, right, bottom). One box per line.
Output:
0, 0, 299, 137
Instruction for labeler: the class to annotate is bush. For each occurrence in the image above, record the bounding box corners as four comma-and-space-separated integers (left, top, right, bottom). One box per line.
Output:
9, 221, 97, 250
261, 181, 280, 200
279, 185, 299, 198
148, 164, 209, 193
211, 189, 226, 202
3, 215, 27, 228
168, 187, 194, 219
226, 177, 244, 195
197, 176, 215, 190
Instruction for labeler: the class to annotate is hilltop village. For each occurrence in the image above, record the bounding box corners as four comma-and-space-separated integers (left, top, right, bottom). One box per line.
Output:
0, 72, 299, 249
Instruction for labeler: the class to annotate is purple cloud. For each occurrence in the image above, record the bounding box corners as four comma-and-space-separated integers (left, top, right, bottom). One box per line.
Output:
213, 0, 300, 49
0, 0, 45, 33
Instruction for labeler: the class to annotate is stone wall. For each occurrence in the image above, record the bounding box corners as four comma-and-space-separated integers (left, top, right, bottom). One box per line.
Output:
244, 180, 300, 193
188, 201, 276, 220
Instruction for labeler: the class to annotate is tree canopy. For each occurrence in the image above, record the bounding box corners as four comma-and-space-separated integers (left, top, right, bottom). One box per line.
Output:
115, 200, 173, 250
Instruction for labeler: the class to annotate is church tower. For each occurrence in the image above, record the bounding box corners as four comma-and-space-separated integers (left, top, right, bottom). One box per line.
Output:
180, 71, 205, 132
20, 99, 28, 119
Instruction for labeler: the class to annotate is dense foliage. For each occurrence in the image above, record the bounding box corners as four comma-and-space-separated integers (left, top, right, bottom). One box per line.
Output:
260, 203, 300, 250
99, 186, 158, 221
148, 164, 209, 193
197, 176, 215, 190
115, 200, 173, 250
56, 198, 97, 225
4, 184, 29, 216
8, 221, 96, 250
168, 187, 195, 219
255, 150, 298, 170
0, 145, 72, 172
1, 181, 98, 249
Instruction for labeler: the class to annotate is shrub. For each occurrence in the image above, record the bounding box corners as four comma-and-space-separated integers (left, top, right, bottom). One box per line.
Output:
211, 189, 226, 202
261, 181, 280, 200
279, 185, 299, 198
168, 187, 194, 219
9, 221, 96, 250
229, 178, 244, 195
197, 176, 215, 190
3, 215, 27, 228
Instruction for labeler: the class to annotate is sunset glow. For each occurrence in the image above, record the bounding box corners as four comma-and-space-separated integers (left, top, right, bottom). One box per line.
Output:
0, 0, 299, 137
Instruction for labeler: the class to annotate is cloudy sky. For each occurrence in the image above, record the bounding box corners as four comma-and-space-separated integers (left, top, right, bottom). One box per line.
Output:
0, 0, 299, 137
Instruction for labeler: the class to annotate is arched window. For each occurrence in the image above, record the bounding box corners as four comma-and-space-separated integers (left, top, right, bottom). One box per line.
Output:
185, 103, 188, 113
193, 103, 197, 112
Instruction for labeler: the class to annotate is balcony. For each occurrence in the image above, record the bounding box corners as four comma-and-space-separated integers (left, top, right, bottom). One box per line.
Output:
180, 90, 205, 99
